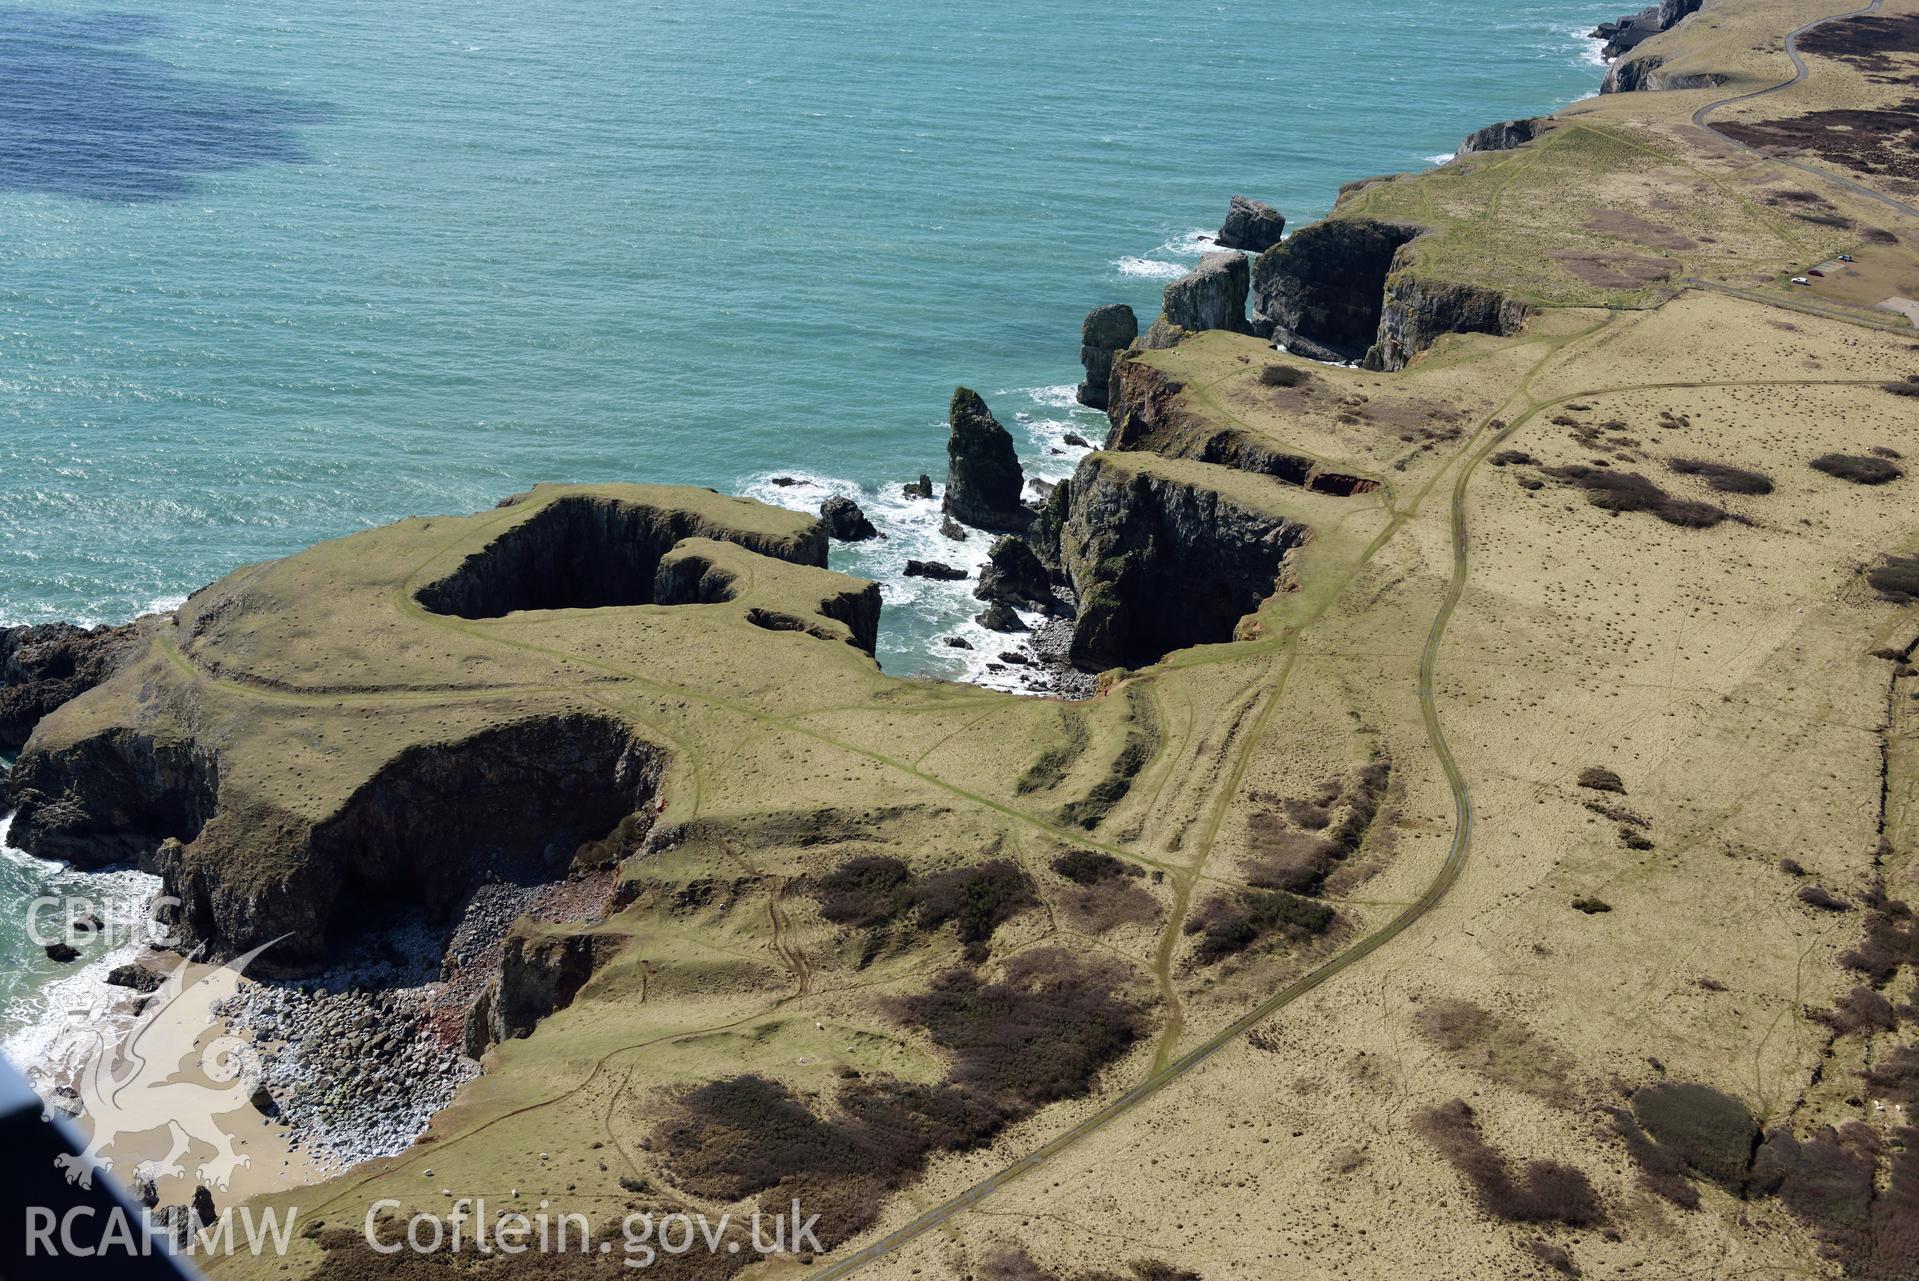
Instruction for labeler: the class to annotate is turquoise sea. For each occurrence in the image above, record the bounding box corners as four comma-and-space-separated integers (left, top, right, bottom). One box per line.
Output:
0, 0, 1615, 1056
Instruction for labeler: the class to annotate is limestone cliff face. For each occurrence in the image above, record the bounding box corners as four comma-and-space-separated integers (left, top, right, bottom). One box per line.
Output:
1145, 252, 1250, 349
1592, 0, 1700, 59
153, 715, 662, 972
1077, 304, 1139, 410
0, 622, 146, 751
943, 388, 1028, 532
1252, 219, 1420, 362
1601, 54, 1725, 92
6, 728, 219, 869
470, 928, 627, 1052
1598, 0, 1712, 92
1459, 117, 1547, 155
1035, 454, 1309, 671
1366, 269, 1528, 372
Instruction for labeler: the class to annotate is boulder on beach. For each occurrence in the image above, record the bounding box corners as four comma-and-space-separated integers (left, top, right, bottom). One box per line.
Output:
1216, 195, 1286, 252
976, 602, 1027, 633
107, 962, 165, 993
1076, 304, 1138, 410
820, 495, 878, 541
942, 388, 1028, 532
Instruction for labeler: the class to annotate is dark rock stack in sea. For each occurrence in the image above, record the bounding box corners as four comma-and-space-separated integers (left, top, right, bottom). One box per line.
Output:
1459, 117, 1547, 155
1144, 252, 1251, 348
1215, 195, 1286, 252
1076, 304, 1138, 410
942, 388, 1029, 532
904, 559, 967, 581
819, 495, 878, 541
974, 537, 1057, 613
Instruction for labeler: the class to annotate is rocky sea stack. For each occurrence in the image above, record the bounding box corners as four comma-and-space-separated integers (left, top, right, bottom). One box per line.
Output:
1076, 303, 1138, 410
943, 387, 1029, 532
1215, 195, 1286, 252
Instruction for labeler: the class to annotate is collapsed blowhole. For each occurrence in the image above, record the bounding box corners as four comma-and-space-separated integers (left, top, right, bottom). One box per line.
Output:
414, 495, 754, 619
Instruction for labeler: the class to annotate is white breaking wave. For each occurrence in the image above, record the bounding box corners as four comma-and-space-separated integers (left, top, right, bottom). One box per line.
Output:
0, 813, 164, 1090
1426, 152, 1456, 166
1568, 25, 1607, 67
1113, 256, 1186, 280
736, 383, 1103, 695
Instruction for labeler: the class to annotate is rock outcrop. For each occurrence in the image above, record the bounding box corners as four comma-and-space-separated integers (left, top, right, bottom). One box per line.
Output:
1215, 196, 1286, 252
1252, 219, 1421, 362
943, 388, 1029, 532
1459, 117, 1548, 155
1146, 252, 1251, 348
1034, 454, 1309, 670
820, 495, 878, 542
1104, 359, 1380, 496
1595, 0, 1708, 89
1592, 0, 1700, 59
1077, 304, 1139, 410
1, 621, 145, 751
974, 537, 1057, 613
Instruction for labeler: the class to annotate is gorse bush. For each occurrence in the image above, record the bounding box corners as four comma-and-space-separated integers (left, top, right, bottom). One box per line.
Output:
1414, 1099, 1607, 1226
914, 860, 1036, 961
895, 950, 1146, 1108
812, 856, 1035, 962
655, 952, 1145, 1254
1051, 848, 1142, 885
1577, 766, 1625, 794
1544, 466, 1726, 527
1866, 554, 1919, 605
1187, 888, 1334, 965
1811, 453, 1904, 485
1669, 457, 1774, 494
814, 855, 914, 928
